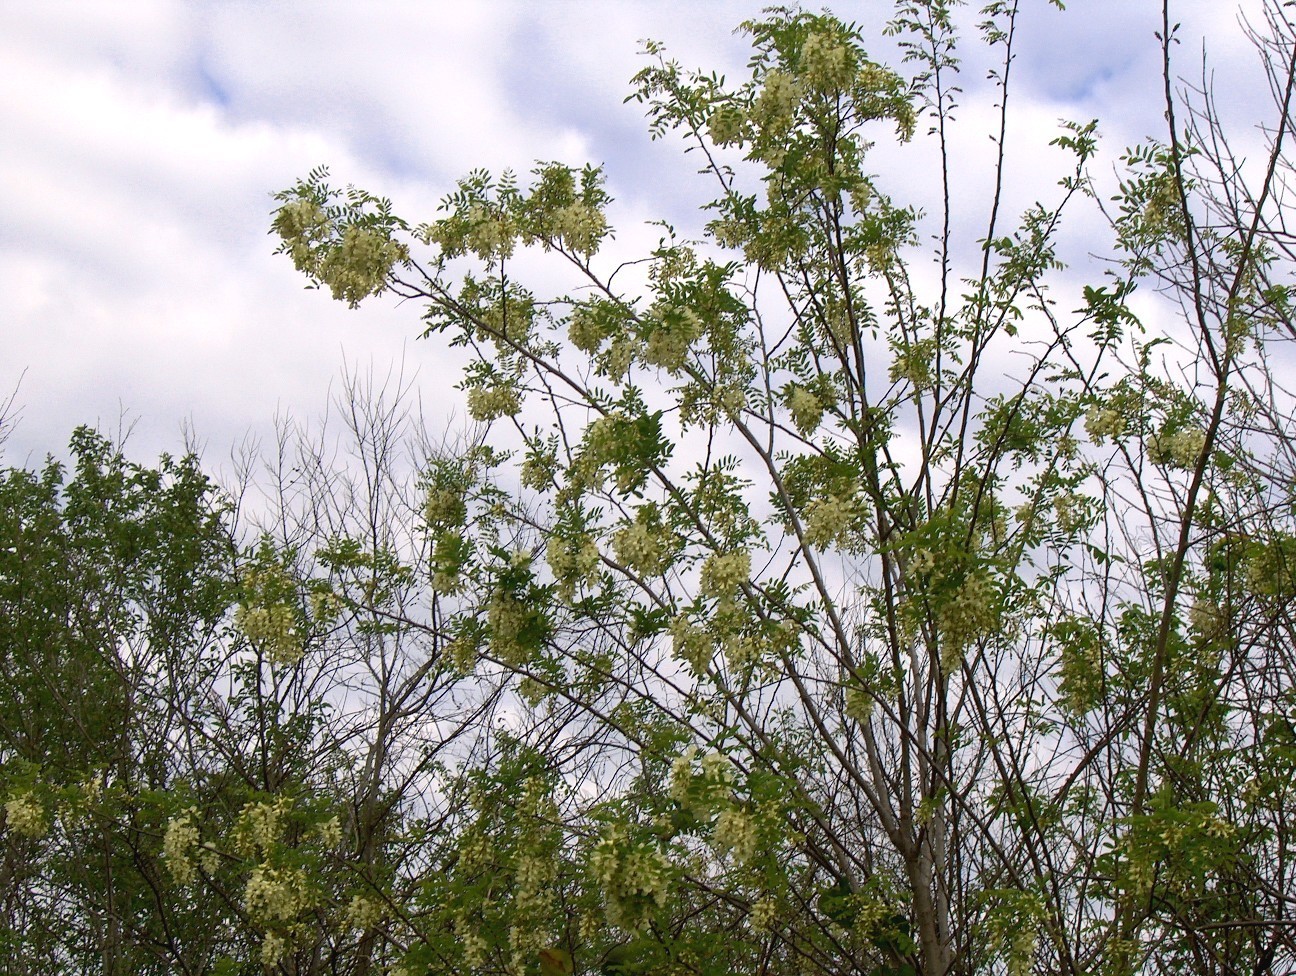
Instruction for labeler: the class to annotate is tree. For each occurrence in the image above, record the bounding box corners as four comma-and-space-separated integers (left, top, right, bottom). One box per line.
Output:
267, 2, 1296, 973
0, 385, 512, 976
0, 428, 236, 975
6, 2, 1296, 975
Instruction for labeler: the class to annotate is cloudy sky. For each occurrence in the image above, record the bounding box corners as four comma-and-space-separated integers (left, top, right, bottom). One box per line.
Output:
0, 0, 1273, 473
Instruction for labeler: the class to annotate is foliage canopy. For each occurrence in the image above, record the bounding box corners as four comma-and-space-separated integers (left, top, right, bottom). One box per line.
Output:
6, 3, 1296, 976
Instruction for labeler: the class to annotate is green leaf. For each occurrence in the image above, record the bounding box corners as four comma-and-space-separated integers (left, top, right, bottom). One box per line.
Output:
539, 946, 573, 976
817, 879, 858, 927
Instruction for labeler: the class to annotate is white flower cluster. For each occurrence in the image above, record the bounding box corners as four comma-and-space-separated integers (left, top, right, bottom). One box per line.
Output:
700, 550, 751, 600
60, 772, 104, 826
431, 531, 468, 595
985, 890, 1046, 976
599, 337, 639, 382
889, 339, 935, 391
582, 414, 624, 468
936, 570, 998, 672
521, 443, 558, 491
344, 893, 387, 931
512, 824, 560, 969
308, 589, 342, 626
467, 384, 522, 422
1138, 174, 1182, 240
722, 632, 761, 671
982, 506, 1009, 548
1006, 926, 1039, 976
707, 104, 749, 146
752, 70, 802, 137
82, 773, 104, 803
509, 921, 549, 976
568, 304, 612, 354
1201, 813, 1236, 840
669, 746, 737, 815
518, 773, 558, 820
199, 844, 220, 875
1057, 626, 1102, 716
786, 384, 825, 435
908, 548, 935, 577
713, 807, 758, 865
235, 602, 303, 667
864, 241, 896, 274
446, 635, 479, 675
163, 808, 200, 885
849, 180, 873, 216
4, 791, 46, 838
590, 825, 671, 932
235, 797, 289, 858
457, 832, 493, 875
274, 198, 329, 272
243, 864, 311, 924
750, 897, 778, 932
572, 411, 652, 493
700, 750, 735, 786
474, 295, 536, 351
465, 203, 517, 260
1052, 492, 1089, 535
1188, 598, 1220, 639
456, 913, 489, 969
1014, 502, 1038, 533
670, 617, 712, 673
487, 587, 537, 667
715, 382, 747, 420
822, 301, 854, 345
261, 932, 289, 968
1243, 540, 1296, 599
643, 307, 701, 372
668, 745, 700, 802
552, 202, 608, 256
858, 62, 916, 139
546, 532, 601, 602
1148, 426, 1207, 469
1084, 404, 1127, 444
425, 487, 467, 529
612, 511, 670, 576
844, 684, 874, 723
518, 675, 552, 706
515, 851, 556, 910
803, 494, 858, 550
800, 31, 856, 92
319, 223, 406, 307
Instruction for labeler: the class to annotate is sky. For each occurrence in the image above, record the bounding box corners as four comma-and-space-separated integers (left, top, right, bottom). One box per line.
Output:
0, 0, 1275, 476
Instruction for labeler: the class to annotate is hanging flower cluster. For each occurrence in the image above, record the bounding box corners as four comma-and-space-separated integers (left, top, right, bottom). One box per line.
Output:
4, 791, 47, 838
163, 808, 201, 885
1147, 425, 1207, 468
235, 550, 306, 667
590, 824, 672, 932
271, 176, 409, 308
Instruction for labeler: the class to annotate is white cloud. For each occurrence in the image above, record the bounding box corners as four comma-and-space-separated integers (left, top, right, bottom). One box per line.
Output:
0, 0, 1278, 470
